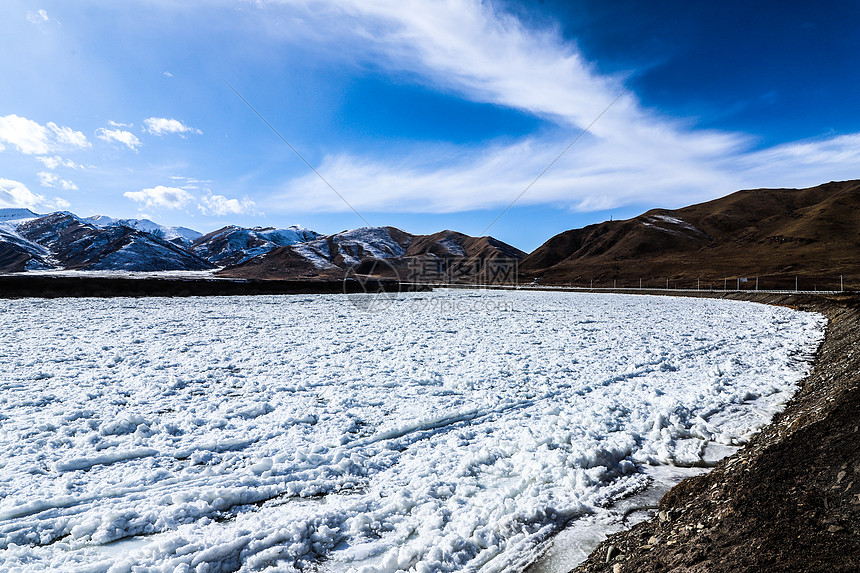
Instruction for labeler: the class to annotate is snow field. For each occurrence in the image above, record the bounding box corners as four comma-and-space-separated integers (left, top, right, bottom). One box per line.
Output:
0, 291, 824, 572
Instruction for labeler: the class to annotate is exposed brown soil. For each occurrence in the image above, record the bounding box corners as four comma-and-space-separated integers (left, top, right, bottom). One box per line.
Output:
520, 180, 860, 291
572, 291, 860, 573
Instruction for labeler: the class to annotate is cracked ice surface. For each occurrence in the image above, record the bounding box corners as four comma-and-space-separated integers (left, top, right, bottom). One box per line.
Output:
0, 290, 824, 572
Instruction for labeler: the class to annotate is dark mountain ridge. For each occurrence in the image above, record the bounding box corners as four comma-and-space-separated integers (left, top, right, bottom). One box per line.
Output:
217, 227, 527, 281
521, 180, 860, 289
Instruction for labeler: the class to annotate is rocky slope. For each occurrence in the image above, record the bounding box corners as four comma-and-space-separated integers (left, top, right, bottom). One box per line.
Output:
521, 180, 860, 290
571, 291, 860, 573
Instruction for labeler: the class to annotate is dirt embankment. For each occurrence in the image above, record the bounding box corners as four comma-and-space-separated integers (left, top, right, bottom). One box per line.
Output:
573, 291, 860, 572
0, 275, 425, 298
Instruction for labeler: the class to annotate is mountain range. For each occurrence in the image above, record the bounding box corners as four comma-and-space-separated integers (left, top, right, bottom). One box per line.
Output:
217, 227, 527, 281
0, 209, 525, 278
2, 179, 857, 285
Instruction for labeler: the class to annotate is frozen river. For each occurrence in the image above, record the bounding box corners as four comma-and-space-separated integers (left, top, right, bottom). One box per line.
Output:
0, 290, 824, 572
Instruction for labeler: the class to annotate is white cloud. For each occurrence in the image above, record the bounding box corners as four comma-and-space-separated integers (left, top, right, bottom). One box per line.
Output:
124, 186, 193, 210
0, 114, 52, 154
0, 115, 49, 155
26, 9, 49, 24
262, 1, 859, 214
0, 114, 89, 155
37, 171, 78, 191
38, 155, 82, 170
265, 0, 644, 135
108, 120, 133, 128
96, 127, 142, 151
143, 117, 202, 136
0, 179, 44, 209
163, 71, 174, 78
734, 133, 860, 190
198, 194, 256, 216
279, 136, 743, 214
37, 172, 57, 187
48, 123, 90, 149
43, 197, 71, 210
278, 128, 860, 215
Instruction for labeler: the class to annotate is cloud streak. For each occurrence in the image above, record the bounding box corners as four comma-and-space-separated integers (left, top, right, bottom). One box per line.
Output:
263, 0, 857, 215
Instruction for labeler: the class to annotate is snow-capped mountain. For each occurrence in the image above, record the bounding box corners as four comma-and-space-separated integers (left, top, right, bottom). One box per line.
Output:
0, 208, 525, 277
0, 212, 213, 273
85, 215, 202, 247
191, 225, 321, 266
0, 208, 40, 224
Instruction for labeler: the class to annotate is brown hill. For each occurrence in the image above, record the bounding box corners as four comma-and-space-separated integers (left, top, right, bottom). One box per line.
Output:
520, 180, 860, 290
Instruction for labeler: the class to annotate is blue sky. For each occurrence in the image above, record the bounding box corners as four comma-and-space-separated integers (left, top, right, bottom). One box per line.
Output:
1, 0, 858, 252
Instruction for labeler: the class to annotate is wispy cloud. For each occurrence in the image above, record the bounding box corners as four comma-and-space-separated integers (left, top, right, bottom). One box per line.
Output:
26, 9, 49, 24
0, 114, 89, 155
143, 117, 202, 137
0, 178, 44, 209
262, 0, 858, 214
124, 185, 193, 210
96, 127, 141, 151
169, 175, 213, 190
